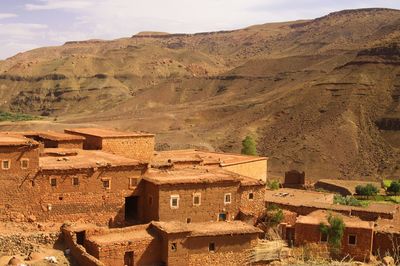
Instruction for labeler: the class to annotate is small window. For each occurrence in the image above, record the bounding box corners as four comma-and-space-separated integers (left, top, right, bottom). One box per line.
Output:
102, 179, 111, 189
186, 218, 191, 223
148, 195, 153, 206
171, 242, 177, 252
170, 195, 179, 208
248, 192, 254, 200
224, 193, 232, 204
129, 177, 137, 187
320, 232, 328, 243
208, 242, 215, 252
21, 159, 29, 169
193, 193, 201, 206
348, 234, 357, 245
73, 177, 79, 186
2, 160, 10, 170
50, 178, 57, 187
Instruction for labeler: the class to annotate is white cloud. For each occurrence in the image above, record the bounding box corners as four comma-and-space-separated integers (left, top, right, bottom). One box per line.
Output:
0, 13, 18, 19
25, 0, 92, 11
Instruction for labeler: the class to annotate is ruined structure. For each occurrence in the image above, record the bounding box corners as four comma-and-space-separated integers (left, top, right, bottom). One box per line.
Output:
0, 128, 268, 265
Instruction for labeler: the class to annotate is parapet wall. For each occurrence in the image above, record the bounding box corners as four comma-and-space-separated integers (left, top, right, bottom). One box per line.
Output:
101, 136, 155, 162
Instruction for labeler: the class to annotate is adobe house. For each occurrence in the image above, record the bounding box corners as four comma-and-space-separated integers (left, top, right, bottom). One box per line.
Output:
140, 168, 265, 224
153, 149, 268, 182
372, 212, 400, 258
294, 210, 374, 262
63, 220, 261, 266
12, 131, 85, 149
64, 128, 155, 162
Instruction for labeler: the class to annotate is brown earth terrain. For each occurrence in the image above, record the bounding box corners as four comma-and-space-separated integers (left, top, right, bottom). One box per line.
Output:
1, 8, 400, 180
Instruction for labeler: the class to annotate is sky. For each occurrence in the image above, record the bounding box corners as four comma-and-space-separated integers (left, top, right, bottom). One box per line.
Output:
0, 0, 400, 59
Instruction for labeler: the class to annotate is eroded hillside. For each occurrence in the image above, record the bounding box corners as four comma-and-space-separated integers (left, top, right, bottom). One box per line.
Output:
1, 8, 400, 180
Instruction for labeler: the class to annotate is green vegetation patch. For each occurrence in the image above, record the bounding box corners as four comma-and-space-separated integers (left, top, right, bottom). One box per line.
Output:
333, 194, 368, 207
0, 111, 41, 122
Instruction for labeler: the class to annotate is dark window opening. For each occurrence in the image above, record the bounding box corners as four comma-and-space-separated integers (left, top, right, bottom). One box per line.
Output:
218, 213, 227, 221
124, 251, 134, 266
73, 177, 79, 186
171, 243, 177, 252
248, 192, 254, 200
348, 235, 357, 245
320, 232, 328, 242
50, 178, 57, 187
208, 242, 215, 252
76, 231, 85, 246
102, 179, 110, 189
186, 218, 191, 223
125, 196, 139, 222
59, 196, 63, 201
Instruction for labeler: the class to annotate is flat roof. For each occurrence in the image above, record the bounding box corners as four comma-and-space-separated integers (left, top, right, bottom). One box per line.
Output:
64, 128, 154, 138
316, 179, 382, 194
88, 225, 154, 245
39, 148, 144, 170
152, 221, 263, 237
153, 149, 267, 167
5, 131, 85, 141
0, 133, 39, 147
297, 210, 374, 229
143, 168, 241, 185
265, 188, 396, 214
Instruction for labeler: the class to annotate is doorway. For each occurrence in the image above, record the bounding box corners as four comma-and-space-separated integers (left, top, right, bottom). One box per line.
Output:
125, 196, 139, 221
76, 231, 86, 246
124, 251, 134, 266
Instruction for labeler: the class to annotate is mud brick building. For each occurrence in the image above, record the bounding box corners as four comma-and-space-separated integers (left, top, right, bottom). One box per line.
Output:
0, 127, 268, 265
63, 220, 261, 266
64, 128, 155, 162
294, 210, 374, 262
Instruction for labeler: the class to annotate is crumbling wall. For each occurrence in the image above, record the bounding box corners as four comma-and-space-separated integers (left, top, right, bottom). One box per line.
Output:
373, 231, 400, 258
283, 170, 305, 189
314, 181, 352, 196
62, 228, 104, 266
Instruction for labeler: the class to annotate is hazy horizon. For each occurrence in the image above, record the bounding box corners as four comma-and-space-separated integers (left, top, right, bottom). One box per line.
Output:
1, 0, 400, 59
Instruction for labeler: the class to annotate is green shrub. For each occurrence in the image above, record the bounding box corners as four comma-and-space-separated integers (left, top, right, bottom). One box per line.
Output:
267, 180, 280, 190
355, 184, 379, 199
333, 194, 367, 207
387, 180, 400, 195
264, 204, 284, 227
0, 111, 40, 122
241, 135, 257, 156
319, 214, 345, 255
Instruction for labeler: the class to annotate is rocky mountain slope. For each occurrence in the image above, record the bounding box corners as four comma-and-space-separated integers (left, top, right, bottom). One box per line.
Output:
1, 8, 400, 180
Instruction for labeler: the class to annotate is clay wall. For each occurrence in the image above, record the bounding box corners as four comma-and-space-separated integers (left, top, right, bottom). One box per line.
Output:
43, 139, 83, 149
314, 182, 352, 196
154, 182, 241, 223
62, 228, 105, 266
187, 234, 258, 266
239, 185, 265, 216
101, 136, 155, 162
222, 159, 267, 182
0, 145, 39, 178
35, 167, 144, 225
295, 223, 373, 261
283, 170, 305, 188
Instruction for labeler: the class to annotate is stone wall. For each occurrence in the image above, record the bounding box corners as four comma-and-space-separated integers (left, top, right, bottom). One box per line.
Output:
239, 185, 265, 216
222, 159, 267, 182
43, 139, 83, 149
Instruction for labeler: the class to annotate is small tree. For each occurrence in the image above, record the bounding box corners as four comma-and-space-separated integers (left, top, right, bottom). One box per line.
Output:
264, 204, 284, 227
387, 181, 400, 195
355, 184, 379, 199
319, 214, 345, 256
241, 135, 258, 156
